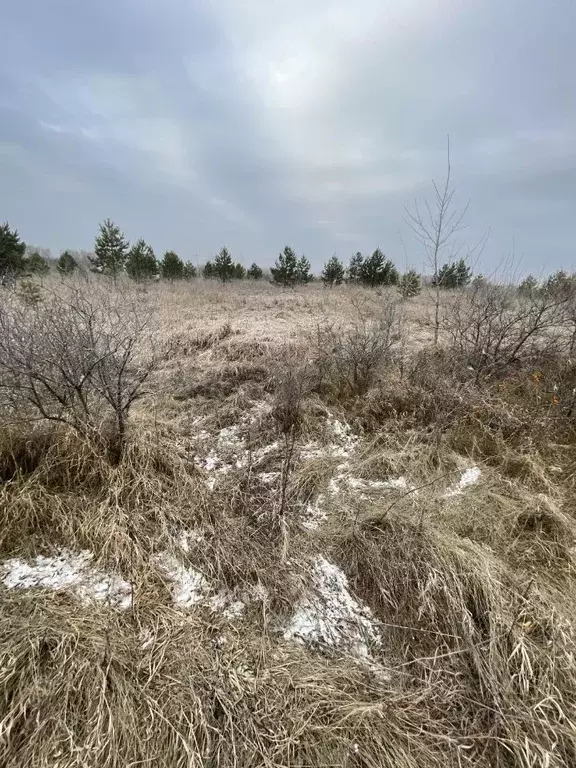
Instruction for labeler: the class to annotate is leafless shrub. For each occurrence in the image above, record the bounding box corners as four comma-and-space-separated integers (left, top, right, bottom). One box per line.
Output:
444, 280, 569, 381
0, 283, 158, 461
311, 300, 402, 398
561, 289, 576, 355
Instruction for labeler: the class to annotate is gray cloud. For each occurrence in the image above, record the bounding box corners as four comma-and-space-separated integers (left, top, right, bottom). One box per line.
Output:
0, 0, 574, 272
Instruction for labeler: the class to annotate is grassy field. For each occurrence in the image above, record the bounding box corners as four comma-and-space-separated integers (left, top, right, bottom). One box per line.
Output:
1, 276, 576, 767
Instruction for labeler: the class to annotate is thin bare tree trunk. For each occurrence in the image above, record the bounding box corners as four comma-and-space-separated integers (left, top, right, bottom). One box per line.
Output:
405, 136, 475, 346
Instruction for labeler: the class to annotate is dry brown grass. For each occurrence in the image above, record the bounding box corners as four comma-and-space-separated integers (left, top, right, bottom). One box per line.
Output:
2, 276, 576, 767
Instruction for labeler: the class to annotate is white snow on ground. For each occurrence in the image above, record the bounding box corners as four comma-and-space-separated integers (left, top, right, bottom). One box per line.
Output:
300, 443, 350, 461
302, 495, 329, 529
177, 529, 205, 553
156, 553, 209, 607
284, 556, 380, 660
196, 423, 280, 482
347, 476, 408, 492
1, 550, 133, 610
208, 592, 247, 619
258, 471, 281, 485
444, 467, 482, 497
302, 458, 410, 529
207, 582, 268, 619
326, 462, 410, 499
300, 419, 359, 462
156, 549, 268, 618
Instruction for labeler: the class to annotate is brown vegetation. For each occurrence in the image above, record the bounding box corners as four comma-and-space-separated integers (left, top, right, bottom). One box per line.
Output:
1, 274, 576, 767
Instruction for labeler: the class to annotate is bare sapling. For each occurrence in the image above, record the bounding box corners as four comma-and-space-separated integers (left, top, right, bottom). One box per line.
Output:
405, 136, 479, 344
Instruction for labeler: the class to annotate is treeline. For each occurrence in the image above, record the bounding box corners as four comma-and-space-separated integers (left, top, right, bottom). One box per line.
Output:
2, 219, 418, 294
11, 218, 572, 297
0, 220, 265, 283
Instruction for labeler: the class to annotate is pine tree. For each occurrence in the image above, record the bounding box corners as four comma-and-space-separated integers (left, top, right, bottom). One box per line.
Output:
161, 250, 184, 280
26, 251, 50, 277
385, 261, 399, 286
321, 255, 345, 286
234, 262, 246, 280
246, 263, 263, 280
435, 259, 472, 289
0, 222, 27, 279
434, 263, 455, 288
90, 219, 129, 280
360, 250, 382, 287
347, 252, 364, 284
519, 275, 538, 297
125, 239, 157, 281
214, 248, 235, 282
271, 246, 299, 287
397, 269, 421, 299
17, 279, 43, 307
296, 255, 313, 284
545, 269, 576, 299
183, 262, 197, 280
57, 250, 78, 276
454, 258, 472, 287
203, 261, 214, 279
360, 249, 398, 288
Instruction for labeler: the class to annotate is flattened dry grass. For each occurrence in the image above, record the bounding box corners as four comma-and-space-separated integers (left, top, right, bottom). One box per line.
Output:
332, 512, 576, 767
1, 590, 448, 768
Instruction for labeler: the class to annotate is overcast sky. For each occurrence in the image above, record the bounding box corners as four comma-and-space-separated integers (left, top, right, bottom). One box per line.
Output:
1, 0, 574, 273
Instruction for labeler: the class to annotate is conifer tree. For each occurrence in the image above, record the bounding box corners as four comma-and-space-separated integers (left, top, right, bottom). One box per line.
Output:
0, 222, 27, 279
246, 263, 263, 280
321, 255, 345, 286
214, 247, 235, 282
271, 246, 299, 287
125, 239, 157, 281
161, 250, 184, 280
90, 219, 129, 280
57, 250, 78, 276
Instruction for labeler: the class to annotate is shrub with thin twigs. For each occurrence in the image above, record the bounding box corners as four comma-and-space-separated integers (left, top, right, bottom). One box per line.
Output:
444, 279, 569, 381
311, 299, 402, 398
0, 281, 158, 461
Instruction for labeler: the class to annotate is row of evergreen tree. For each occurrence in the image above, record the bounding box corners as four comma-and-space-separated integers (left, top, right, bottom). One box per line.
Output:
88, 220, 254, 282
2, 219, 473, 291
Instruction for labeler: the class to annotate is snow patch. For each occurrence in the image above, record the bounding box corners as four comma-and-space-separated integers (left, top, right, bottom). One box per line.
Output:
325, 462, 409, 499
302, 494, 328, 529
177, 529, 205, 553
207, 582, 268, 620
1, 550, 132, 610
300, 419, 359, 462
258, 471, 281, 485
445, 467, 481, 497
156, 553, 209, 607
197, 423, 280, 483
284, 557, 380, 661
208, 592, 247, 620
300, 443, 351, 461
347, 476, 408, 492
157, 552, 268, 618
